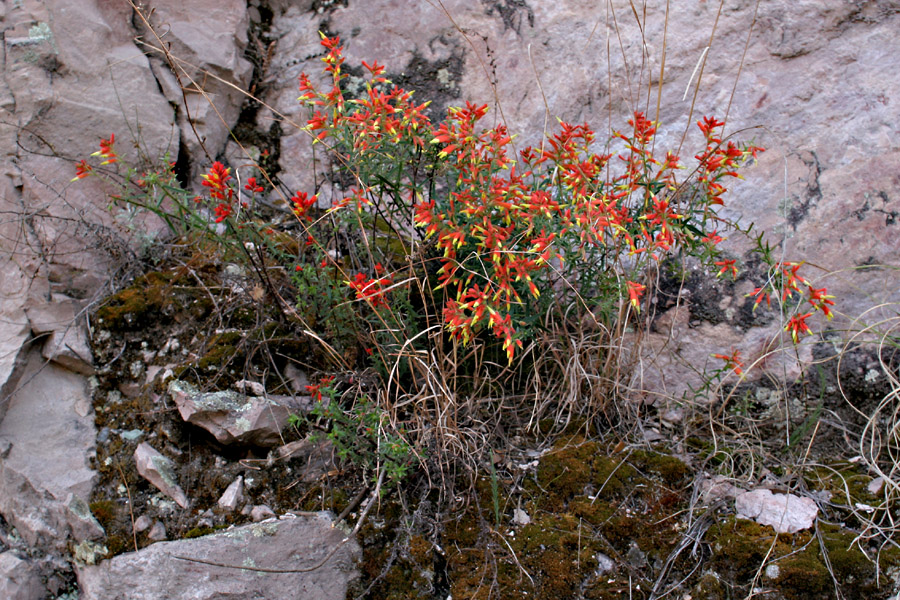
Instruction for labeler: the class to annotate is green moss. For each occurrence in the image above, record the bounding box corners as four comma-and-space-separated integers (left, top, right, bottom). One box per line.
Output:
630, 449, 689, 486
708, 516, 779, 581
774, 550, 832, 600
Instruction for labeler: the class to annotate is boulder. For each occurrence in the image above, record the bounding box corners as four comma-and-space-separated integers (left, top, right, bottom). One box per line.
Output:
134, 442, 190, 509
168, 379, 298, 447
77, 513, 360, 600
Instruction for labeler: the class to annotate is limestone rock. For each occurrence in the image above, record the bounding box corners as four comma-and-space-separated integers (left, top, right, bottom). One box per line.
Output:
735, 488, 818, 534
133, 443, 190, 509
77, 513, 360, 600
168, 380, 295, 447
0, 551, 47, 600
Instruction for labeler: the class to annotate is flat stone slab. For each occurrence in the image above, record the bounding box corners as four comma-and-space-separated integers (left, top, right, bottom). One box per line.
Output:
77, 513, 360, 600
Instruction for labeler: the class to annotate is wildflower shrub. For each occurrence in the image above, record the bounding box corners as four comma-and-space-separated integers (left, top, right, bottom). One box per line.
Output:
76, 34, 834, 475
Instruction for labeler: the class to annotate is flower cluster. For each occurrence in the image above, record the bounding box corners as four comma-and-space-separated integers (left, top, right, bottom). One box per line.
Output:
348, 264, 393, 309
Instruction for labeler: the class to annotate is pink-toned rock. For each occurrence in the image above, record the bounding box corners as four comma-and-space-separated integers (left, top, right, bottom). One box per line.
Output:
0, 350, 101, 552
133, 442, 189, 509
735, 488, 818, 534
0, 551, 47, 600
217, 476, 244, 511
136, 0, 253, 178
25, 295, 94, 375
77, 513, 360, 600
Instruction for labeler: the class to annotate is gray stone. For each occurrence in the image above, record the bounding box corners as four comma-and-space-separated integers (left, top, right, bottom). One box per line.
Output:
77, 513, 360, 600
0, 551, 47, 600
133, 443, 190, 509
168, 380, 293, 447
0, 350, 100, 551
217, 476, 244, 511
133, 515, 152, 534
147, 521, 167, 542
250, 504, 276, 522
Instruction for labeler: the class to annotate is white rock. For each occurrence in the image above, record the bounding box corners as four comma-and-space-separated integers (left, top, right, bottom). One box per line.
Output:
735, 488, 818, 534
133, 443, 189, 509
512, 508, 530, 526
868, 476, 885, 496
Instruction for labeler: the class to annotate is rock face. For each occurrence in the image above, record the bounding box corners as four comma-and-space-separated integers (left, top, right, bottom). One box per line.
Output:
259, 0, 900, 396
0, 551, 46, 600
76, 513, 360, 600
168, 379, 296, 447
0, 350, 102, 552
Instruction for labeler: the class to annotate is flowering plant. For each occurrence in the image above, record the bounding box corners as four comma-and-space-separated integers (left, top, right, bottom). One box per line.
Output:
74, 33, 834, 396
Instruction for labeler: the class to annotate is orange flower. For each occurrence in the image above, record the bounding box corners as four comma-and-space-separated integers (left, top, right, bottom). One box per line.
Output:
713, 349, 744, 375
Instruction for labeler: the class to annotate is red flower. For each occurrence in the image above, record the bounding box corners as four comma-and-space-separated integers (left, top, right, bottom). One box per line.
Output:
749, 286, 771, 311
626, 281, 646, 312
291, 191, 317, 221
244, 177, 264, 193
785, 313, 813, 343
305, 376, 335, 403
201, 162, 232, 200
213, 203, 232, 223
71, 160, 93, 181
715, 259, 738, 279
807, 286, 835, 319
91, 134, 118, 165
